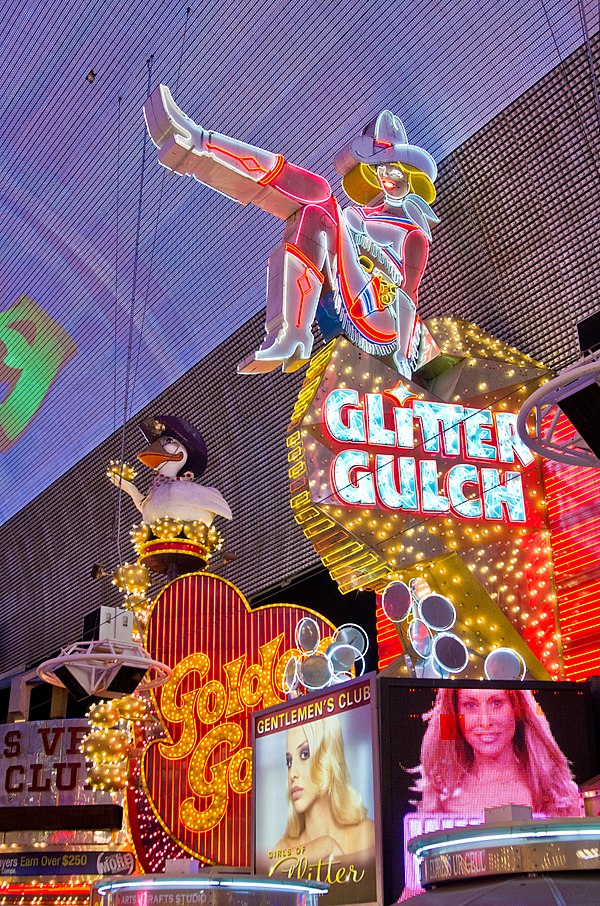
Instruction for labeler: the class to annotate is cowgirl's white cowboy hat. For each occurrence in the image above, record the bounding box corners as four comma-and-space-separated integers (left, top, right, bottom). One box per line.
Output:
334, 110, 437, 205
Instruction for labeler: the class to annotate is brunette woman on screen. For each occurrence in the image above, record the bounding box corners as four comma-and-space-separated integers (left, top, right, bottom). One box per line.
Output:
274, 715, 375, 863
414, 688, 582, 817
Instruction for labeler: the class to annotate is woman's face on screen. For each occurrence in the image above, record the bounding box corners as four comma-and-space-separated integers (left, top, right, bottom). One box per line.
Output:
458, 689, 517, 760
286, 726, 319, 814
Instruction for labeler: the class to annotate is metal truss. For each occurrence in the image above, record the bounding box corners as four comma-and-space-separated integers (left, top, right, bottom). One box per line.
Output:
517, 351, 600, 469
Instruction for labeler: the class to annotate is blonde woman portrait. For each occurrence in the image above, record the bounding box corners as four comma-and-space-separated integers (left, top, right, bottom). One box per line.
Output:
272, 716, 376, 865
414, 687, 582, 817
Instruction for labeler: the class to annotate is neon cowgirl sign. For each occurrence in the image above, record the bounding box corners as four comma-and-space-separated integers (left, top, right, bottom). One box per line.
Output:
144, 88, 440, 378
323, 390, 534, 523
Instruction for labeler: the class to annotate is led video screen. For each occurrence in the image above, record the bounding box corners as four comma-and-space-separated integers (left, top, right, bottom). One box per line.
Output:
378, 679, 597, 901
253, 675, 380, 906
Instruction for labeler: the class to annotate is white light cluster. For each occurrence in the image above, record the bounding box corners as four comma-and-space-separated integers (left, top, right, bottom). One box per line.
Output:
282, 618, 368, 694
382, 579, 526, 679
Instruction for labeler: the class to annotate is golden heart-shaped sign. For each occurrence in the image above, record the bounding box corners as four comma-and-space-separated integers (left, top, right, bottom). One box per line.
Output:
128, 571, 334, 870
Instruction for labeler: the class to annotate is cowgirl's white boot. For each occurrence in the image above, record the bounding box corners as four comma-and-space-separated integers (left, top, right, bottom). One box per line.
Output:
239, 244, 324, 373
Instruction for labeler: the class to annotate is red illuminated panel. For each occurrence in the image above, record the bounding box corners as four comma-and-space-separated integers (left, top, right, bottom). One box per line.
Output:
543, 414, 600, 680
376, 599, 400, 671
0, 885, 89, 898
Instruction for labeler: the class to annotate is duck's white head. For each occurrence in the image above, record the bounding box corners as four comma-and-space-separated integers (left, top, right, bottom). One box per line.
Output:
137, 415, 208, 480
137, 435, 192, 478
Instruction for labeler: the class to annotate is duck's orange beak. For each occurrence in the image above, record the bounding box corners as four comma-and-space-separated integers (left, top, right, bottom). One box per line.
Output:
137, 440, 184, 471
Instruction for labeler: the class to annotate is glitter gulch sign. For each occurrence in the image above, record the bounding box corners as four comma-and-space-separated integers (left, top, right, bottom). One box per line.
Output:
323, 387, 534, 523
288, 319, 563, 680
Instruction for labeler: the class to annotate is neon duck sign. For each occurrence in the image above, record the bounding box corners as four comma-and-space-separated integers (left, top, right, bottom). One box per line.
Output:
323, 390, 534, 523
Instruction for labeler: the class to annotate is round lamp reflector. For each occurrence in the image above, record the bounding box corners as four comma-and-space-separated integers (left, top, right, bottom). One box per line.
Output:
295, 617, 321, 654
408, 619, 433, 659
484, 648, 526, 681
333, 623, 369, 656
382, 582, 412, 623
419, 594, 456, 631
433, 632, 469, 673
299, 653, 333, 690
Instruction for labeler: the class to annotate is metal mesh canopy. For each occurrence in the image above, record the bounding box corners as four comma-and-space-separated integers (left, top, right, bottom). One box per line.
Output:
0, 27, 598, 674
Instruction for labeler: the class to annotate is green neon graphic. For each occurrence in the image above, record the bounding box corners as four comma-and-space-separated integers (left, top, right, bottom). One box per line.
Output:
0, 295, 77, 451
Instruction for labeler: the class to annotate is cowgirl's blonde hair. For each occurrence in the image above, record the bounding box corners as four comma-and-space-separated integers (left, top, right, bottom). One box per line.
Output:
342, 161, 436, 206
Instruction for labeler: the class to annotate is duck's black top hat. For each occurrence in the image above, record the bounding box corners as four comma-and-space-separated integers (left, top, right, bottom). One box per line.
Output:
138, 415, 208, 478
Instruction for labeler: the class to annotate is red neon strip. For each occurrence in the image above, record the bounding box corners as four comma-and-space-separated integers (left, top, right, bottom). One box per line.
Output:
566, 653, 600, 669
560, 609, 600, 626
556, 583, 600, 599
564, 653, 600, 671
205, 141, 269, 176
559, 581, 600, 599
283, 242, 325, 329
544, 416, 600, 682
565, 643, 600, 659
565, 622, 600, 636
553, 535, 600, 551
567, 660, 600, 673
557, 597, 600, 612
551, 516, 600, 534
563, 619, 600, 637
258, 154, 285, 185
569, 664, 598, 680
295, 267, 311, 328
284, 243, 324, 281
376, 604, 404, 670
0, 885, 90, 895
554, 554, 600, 573
547, 501, 600, 518
552, 536, 600, 550
557, 526, 600, 549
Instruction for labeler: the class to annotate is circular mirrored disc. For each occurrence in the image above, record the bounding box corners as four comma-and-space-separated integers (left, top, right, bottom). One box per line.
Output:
295, 617, 321, 654
485, 647, 526, 681
328, 643, 358, 673
433, 632, 469, 673
408, 619, 433, 659
333, 623, 369, 656
329, 671, 354, 685
382, 582, 412, 623
353, 652, 366, 677
419, 594, 456, 631
282, 656, 299, 694
299, 653, 333, 690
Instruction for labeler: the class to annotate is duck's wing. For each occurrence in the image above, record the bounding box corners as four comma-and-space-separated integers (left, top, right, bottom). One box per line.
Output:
197, 486, 233, 520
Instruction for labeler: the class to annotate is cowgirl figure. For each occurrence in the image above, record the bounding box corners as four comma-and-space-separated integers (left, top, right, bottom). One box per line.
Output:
145, 89, 439, 377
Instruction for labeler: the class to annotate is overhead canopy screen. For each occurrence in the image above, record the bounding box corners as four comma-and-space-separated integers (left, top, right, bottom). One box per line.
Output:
0, 0, 596, 522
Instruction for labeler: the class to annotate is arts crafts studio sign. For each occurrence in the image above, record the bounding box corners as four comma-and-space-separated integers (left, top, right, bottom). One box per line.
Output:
323, 387, 535, 524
